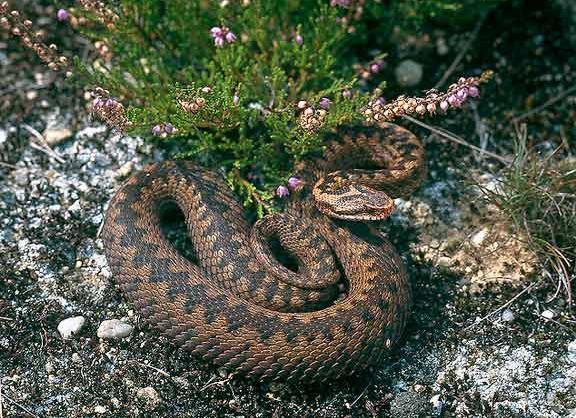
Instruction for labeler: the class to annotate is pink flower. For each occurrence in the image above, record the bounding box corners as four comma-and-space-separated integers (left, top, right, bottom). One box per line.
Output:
214, 36, 225, 48
225, 31, 236, 43
468, 86, 480, 97
295, 34, 303, 45
152, 125, 163, 136
57, 9, 69, 22
276, 185, 289, 198
210, 26, 237, 47
210, 27, 223, 37
319, 97, 331, 109
456, 89, 468, 101
91, 98, 102, 111
287, 177, 301, 189
164, 123, 175, 134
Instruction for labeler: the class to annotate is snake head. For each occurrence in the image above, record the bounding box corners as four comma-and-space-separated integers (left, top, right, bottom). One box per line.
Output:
313, 183, 395, 221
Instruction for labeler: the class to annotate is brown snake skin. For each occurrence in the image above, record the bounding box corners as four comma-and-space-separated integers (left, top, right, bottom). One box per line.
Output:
101, 123, 425, 382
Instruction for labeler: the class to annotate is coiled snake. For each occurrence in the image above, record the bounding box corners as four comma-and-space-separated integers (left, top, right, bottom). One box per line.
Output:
102, 123, 425, 382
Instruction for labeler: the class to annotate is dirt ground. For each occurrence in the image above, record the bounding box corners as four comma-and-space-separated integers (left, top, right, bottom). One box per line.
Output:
1, 1, 575, 417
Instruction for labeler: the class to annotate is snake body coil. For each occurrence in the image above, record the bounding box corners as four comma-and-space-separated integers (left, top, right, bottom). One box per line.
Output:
102, 124, 425, 382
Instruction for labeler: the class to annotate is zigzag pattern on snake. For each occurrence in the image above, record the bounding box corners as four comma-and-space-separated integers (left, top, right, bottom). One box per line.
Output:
101, 123, 425, 382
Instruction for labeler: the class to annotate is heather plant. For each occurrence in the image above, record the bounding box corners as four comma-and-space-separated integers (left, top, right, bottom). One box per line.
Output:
1, 0, 493, 215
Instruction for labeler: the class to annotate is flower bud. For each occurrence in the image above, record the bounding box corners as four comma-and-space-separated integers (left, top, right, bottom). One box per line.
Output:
287, 177, 301, 190
276, 185, 289, 198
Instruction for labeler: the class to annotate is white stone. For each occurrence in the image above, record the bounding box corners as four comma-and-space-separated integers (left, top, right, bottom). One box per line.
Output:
470, 228, 489, 247
541, 309, 556, 320
437, 256, 452, 268
501, 308, 515, 322
94, 405, 107, 414
44, 127, 72, 145
567, 340, 576, 364
395, 59, 423, 87
97, 319, 133, 339
68, 200, 81, 213
57, 316, 86, 339
137, 386, 161, 409
430, 394, 443, 415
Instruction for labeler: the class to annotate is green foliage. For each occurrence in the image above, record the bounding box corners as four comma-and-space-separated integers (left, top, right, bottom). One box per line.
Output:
72, 0, 377, 212
67, 0, 505, 213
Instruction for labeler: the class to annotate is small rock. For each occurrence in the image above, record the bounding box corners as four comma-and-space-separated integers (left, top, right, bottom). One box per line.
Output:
116, 161, 134, 178
45, 361, 54, 374
436, 37, 449, 55
44, 127, 72, 145
437, 256, 452, 268
94, 405, 107, 414
470, 228, 489, 247
395, 59, 423, 87
501, 309, 515, 322
97, 319, 133, 339
137, 386, 161, 410
541, 309, 556, 320
567, 340, 576, 363
430, 394, 443, 415
172, 376, 189, 389
413, 384, 425, 393
57, 316, 86, 339
68, 200, 81, 213
26, 90, 38, 101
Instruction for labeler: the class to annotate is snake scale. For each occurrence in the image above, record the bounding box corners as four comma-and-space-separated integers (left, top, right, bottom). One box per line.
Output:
101, 123, 425, 382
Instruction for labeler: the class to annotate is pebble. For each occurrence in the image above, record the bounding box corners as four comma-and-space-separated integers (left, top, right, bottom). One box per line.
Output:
541, 309, 556, 320
137, 386, 162, 409
430, 394, 443, 415
436, 37, 449, 55
68, 200, 81, 213
57, 316, 86, 339
116, 161, 134, 178
567, 340, 576, 364
94, 405, 107, 414
172, 376, 190, 389
97, 319, 133, 339
501, 309, 515, 322
437, 256, 452, 268
44, 127, 72, 146
395, 59, 423, 87
470, 228, 489, 247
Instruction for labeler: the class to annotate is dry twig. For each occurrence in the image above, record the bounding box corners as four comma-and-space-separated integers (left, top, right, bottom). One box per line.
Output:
463, 281, 538, 331
511, 84, 576, 123
402, 114, 512, 164
22, 124, 65, 163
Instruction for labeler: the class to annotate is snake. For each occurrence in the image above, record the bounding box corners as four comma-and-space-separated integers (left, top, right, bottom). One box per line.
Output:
101, 123, 425, 382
